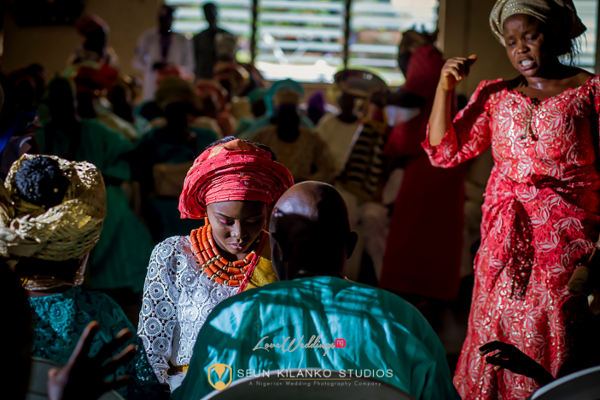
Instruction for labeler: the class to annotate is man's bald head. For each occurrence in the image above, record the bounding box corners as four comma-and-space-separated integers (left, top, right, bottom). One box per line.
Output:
270, 181, 358, 281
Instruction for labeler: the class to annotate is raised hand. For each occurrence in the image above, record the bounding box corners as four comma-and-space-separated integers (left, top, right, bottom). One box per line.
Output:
47, 321, 137, 400
440, 54, 478, 91
479, 341, 555, 387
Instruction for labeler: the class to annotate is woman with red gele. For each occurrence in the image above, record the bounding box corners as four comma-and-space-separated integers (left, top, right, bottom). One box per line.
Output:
425, 0, 600, 399
137, 136, 293, 392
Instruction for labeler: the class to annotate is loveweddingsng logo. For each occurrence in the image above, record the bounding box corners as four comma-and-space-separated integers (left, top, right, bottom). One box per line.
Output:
253, 335, 345, 356
207, 363, 233, 391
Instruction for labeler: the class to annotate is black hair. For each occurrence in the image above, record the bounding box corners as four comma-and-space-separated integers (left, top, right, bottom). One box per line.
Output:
544, 22, 581, 65
14, 256, 81, 283
203, 2, 216, 12
205, 136, 278, 161
206, 136, 239, 149
560, 37, 581, 66
15, 157, 70, 209
47, 76, 74, 98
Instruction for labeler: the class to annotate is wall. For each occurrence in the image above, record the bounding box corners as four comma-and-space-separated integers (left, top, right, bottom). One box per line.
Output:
438, 0, 515, 97
2, 0, 161, 78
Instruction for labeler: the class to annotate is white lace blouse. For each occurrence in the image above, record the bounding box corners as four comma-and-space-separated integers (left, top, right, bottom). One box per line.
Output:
137, 236, 239, 390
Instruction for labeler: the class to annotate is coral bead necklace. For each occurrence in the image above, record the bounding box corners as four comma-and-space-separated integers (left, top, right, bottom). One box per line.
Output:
190, 219, 259, 287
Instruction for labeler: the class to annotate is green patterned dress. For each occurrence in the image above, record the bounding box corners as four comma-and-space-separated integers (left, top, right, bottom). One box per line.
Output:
29, 287, 165, 399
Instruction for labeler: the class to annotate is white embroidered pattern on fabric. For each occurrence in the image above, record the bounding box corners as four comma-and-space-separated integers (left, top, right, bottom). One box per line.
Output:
137, 236, 238, 383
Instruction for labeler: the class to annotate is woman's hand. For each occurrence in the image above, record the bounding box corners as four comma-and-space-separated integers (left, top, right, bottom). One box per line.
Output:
479, 341, 555, 387
440, 55, 478, 91
429, 54, 477, 146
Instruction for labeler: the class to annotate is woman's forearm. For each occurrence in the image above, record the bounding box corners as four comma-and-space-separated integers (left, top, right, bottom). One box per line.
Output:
428, 84, 454, 146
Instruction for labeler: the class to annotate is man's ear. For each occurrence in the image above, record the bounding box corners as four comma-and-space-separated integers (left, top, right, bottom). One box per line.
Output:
345, 231, 359, 260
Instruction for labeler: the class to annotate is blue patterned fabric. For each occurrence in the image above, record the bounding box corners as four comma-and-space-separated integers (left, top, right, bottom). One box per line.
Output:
29, 287, 165, 399
171, 276, 460, 400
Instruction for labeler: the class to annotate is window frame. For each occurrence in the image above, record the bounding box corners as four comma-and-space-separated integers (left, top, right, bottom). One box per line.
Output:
169, 0, 599, 82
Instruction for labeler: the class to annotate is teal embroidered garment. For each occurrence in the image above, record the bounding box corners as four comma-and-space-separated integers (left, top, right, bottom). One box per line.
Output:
29, 287, 165, 399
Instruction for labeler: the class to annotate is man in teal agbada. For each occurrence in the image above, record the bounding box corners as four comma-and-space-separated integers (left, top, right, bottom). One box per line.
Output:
172, 182, 460, 400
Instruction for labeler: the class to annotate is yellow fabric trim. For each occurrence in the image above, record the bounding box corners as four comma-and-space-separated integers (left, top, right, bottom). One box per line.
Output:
176, 365, 189, 373
245, 257, 278, 290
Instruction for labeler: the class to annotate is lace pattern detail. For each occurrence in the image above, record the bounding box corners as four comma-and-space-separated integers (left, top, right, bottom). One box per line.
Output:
29, 287, 164, 400
423, 76, 600, 399
138, 236, 238, 384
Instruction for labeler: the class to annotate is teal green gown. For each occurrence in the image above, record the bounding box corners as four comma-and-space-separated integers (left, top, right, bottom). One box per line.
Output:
29, 287, 165, 399
36, 119, 154, 292
131, 126, 219, 241
171, 276, 460, 400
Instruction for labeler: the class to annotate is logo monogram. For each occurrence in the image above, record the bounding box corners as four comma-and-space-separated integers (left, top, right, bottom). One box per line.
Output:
335, 338, 346, 348
207, 364, 233, 391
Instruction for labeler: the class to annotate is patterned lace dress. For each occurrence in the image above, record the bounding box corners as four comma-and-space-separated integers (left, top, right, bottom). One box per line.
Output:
138, 235, 277, 391
423, 75, 600, 399
29, 287, 165, 400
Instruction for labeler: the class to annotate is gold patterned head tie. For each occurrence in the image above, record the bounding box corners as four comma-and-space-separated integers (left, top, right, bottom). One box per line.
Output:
489, 0, 586, 47
0, 154, 107, 261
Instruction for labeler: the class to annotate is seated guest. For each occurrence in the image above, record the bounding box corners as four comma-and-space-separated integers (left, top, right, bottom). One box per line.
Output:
130, 77, 219, 241
234, 87, 267, 137
68, 14, 119, 70
1, 261, 149, 400
138, 137, 294, 391
3, 154, 165, 399
71, 64, 142, 143
306, 89, 328, 126
316, 90, 360, 174
316, 88, 363, 277
133, 99, 164, 128
194, 79, 234, 138
250, 90, 337, 183
172, 181, 460, 400
0, 69, 43, 178
239, 79, 314, 139
36, 77, 154, 296
105, 75, 149, 136
107, 75, 138, 124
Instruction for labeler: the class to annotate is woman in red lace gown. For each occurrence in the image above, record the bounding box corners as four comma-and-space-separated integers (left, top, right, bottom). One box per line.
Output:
424, 1, 600, 399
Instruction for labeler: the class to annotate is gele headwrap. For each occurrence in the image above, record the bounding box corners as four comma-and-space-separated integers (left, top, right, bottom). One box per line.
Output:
179, 139, 294, 219
155, 76, 201, 111
0, 154, 106, 261
75, 14, 109, 36
265, 79, 304, 116
490, 0, 586, 46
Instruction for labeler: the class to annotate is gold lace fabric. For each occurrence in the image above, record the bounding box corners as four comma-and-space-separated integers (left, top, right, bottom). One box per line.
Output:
0, 154, 107, 261
245, 257, 278, 290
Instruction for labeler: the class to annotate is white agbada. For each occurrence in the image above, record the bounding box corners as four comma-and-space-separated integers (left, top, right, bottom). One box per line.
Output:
133, 29, 195, 101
